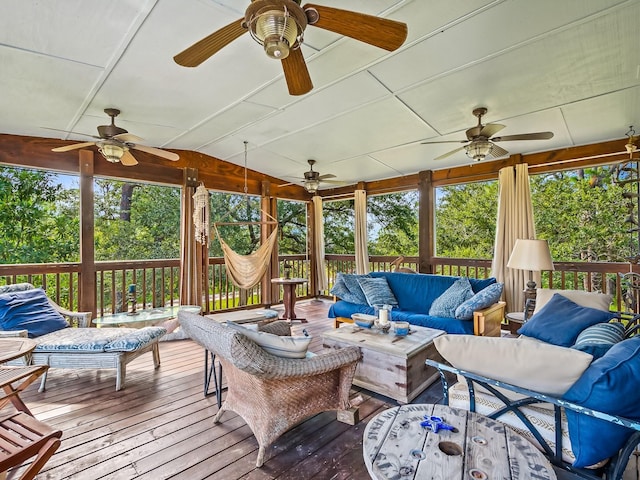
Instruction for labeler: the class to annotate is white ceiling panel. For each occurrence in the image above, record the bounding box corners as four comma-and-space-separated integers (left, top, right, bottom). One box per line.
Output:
1, 0, 638, 180
263, 97, 436, 162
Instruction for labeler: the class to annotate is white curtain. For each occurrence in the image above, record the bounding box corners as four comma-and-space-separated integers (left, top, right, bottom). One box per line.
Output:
312, 195, 328, 292
491, 164, 536, 313
354, 189, 369, 274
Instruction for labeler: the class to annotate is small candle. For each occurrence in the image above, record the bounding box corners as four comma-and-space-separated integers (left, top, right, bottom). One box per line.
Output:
379, 308, 389, 324
128, 284, 136, 294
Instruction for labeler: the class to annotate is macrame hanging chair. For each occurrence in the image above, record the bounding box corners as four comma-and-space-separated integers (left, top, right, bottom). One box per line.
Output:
210, 140, 279, 290
214, 224, 278, 290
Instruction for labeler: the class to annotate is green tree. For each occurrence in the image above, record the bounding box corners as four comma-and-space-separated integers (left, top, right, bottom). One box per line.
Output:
0, 167, 79, 263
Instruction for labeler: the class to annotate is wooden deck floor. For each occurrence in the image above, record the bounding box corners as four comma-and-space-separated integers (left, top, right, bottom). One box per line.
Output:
5, 299, 639, 479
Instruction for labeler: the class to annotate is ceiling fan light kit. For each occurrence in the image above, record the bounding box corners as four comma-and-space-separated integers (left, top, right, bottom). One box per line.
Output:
246, 1, 307, 60
465, 139, 493, 161
97, 140, 127, 163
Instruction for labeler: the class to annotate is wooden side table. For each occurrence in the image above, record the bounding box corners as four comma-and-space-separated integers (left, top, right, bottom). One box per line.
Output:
271, 277, 308, 323
506, 311, 526, 334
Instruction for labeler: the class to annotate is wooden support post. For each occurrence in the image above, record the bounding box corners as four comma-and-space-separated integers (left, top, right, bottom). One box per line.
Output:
418, 170, 434, 274
261, 182, 279, 306
307, 199, 318, 297
79, 150, 96, 317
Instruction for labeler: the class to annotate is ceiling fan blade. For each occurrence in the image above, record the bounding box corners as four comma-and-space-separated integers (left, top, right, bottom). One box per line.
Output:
281, 48, 313, 96
113, 133, 144, 143
304, 4, 407, 51
174, 18, 247, 67
479, 123, 506, 138
52, 142, 97, 152
42, 127, 100, 139
120, 150, 139, 166
488, 143, 509, 158
321, 179, 348, 185
492, 132, 554, 142
434, 146, 466, 161
277, 182, 298, 188
131, 144, 180, 161
422, 140, 467, 145
318, 173, 336, 180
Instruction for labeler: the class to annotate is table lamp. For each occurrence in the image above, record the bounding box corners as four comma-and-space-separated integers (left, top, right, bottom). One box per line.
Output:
507, 239, 554, 315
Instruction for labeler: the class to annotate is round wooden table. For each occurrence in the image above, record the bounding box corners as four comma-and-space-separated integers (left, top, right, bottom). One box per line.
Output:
363, 403, 556, 480
270, 277, 308, 323
0, 337, 37, 363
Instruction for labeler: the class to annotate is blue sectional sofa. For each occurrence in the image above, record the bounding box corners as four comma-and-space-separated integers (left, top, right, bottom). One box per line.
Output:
328, 271, 505, 336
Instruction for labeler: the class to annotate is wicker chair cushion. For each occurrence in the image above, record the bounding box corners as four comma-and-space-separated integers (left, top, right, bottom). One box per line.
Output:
226, 321, 311, 359
34, 326, 166, 352
0, 288, 69, 338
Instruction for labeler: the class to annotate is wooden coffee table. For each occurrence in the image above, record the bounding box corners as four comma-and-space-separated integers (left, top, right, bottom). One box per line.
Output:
322, 324, 445, 404
363, 403, 556, 480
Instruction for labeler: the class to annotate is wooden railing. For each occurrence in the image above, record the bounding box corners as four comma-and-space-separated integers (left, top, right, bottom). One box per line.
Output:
3, 255, 639, 316
0, 255, 312, 316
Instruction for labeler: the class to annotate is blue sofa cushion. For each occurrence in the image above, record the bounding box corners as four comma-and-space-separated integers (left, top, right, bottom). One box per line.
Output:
563, 336, 640, 467
357, 277, 398, 306
429, 277, 473, 318
330, 273, 369, 305
571, 322, 625, 359
369, 272, 496, 315
0, 288, 69, 338
518, 293, 615, 347
455, 283, 504, 320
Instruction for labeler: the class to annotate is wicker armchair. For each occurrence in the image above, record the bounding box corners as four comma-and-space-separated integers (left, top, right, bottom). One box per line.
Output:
178, 311, 362, 467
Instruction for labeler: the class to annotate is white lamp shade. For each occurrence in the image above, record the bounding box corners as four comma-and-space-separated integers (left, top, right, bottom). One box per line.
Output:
507, 239, 555, 272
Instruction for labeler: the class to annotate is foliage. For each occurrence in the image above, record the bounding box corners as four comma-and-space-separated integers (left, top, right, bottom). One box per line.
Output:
94, 180, 180, 261
436, 181, 498, 258
323, 192, 419, 255
0, 167, 79, 263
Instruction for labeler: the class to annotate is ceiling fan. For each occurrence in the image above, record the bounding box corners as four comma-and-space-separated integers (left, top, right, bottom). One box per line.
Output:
173, 1, 408, 96
422, 107, 554, 162
280, 159, 345, 193
50, 108, 179, 166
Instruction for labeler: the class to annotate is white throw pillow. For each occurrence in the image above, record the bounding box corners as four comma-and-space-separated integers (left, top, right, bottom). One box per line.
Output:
226, 321, 311, 359
434, 334, 593, 395
533, 289, 612, 314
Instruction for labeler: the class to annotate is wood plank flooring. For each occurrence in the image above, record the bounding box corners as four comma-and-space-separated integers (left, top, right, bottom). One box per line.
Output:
4, 299, 638, 479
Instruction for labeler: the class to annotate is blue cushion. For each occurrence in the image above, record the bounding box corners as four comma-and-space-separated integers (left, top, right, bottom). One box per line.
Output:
0, 288, 69, 338
563, 336, 640, 467
357, 277, 398, 307
429, 277, 473, 318
329, 273, 369, 304
571, 322, 625, 359
33, 326, 166, 352
518, 293, 615, 347
454, 283, 504, 320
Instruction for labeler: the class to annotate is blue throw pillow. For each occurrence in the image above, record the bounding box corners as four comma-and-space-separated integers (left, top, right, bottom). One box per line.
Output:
571, 322, 625, 359
563, 336, 640, 467
454, 282, 504, 320
0, 288, 69, 338
357, 277, 398, 307
429, 277, 473, 318
518, 293, 615, 347
330, 273, 370, 305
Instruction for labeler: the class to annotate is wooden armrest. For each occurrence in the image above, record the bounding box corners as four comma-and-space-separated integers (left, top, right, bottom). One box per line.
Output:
473, 301, 506, 337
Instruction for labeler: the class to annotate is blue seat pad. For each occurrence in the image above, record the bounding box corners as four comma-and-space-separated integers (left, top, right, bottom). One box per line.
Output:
34, 326, 166, 352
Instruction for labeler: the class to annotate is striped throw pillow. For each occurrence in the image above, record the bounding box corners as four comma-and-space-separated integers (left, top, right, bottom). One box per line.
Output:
572, 322, 625, 359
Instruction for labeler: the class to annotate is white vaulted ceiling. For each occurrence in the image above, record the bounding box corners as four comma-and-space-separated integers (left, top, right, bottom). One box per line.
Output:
1, 0, 639, 189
